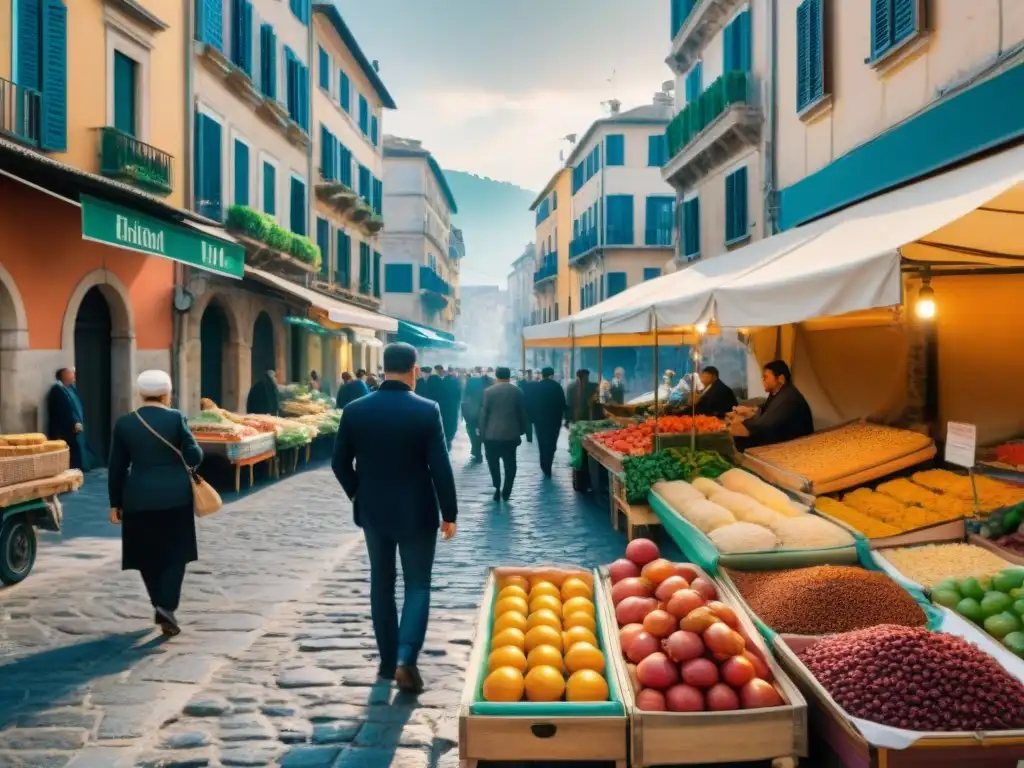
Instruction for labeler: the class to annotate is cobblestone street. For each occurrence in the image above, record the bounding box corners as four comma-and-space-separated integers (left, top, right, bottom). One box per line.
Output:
0, 433, 634, 767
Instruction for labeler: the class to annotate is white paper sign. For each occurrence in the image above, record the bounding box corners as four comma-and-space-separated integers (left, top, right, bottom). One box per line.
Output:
945, 421, 977, 468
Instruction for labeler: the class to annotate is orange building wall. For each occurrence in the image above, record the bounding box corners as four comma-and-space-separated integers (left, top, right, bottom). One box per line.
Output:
0, 176, 173, 350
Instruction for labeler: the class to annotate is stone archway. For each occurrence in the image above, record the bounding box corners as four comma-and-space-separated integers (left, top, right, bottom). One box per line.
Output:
184, 289, 245, 412
61, 270, 136, 452
251, 310, 276, 384
0, 262, 29, 433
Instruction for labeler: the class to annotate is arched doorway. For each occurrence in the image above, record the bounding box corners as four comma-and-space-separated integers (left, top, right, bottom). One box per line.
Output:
0, 268, 28, 434
200, 300, 230, 406
251, 311, 276, 383
74, 287, 113, 466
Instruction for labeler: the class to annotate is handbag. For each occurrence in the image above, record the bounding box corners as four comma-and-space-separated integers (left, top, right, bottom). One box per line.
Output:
134, 410, 222, 518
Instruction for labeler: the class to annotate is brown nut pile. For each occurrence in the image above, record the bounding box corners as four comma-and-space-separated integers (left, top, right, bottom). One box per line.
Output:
725, 565, 928, 635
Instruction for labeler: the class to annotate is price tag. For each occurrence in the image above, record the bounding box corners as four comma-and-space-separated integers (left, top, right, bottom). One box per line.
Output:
944, 422, 977, 469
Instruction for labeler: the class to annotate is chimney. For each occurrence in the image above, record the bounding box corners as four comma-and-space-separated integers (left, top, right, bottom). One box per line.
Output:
608, 99, 621, 115
653, 91, 673, 107
372, 59, 379, 72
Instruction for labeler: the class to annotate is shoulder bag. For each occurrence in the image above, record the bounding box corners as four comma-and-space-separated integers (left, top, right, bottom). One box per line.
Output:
134, 410, 222, 518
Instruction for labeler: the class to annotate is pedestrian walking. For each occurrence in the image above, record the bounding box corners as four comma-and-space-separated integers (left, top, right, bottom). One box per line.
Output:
462, 367, 493, 461
531, 367, 567, 477
331, 343, 458, 693
479, 366, 528, 501
441, 366, 463, 450
517, 369, 534, 443
46, 367, 90, 472
366, 373, 380, 391
246, 369, 281, 415
336, 368, 370, 408
107, 370, 204, 637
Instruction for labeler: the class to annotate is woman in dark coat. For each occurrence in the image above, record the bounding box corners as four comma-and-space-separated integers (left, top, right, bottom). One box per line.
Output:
108, 370, 203, 637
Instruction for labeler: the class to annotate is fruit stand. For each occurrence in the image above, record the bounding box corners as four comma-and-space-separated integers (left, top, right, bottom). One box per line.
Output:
459, 566, 628, 767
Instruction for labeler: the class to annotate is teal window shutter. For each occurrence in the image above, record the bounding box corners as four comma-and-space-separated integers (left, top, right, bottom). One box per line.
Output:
738, 10, 752, 72
871, 0, 891, 59
683, 197, 700, 258
316, 217, 330, 278
299, 62, 309, 130
606, 272, 627, 297
339, 142, 352, 186
358, 94, 368, 134
644, 196, 674, 245
17, 0, 41, 90
336, 230, 351, 288
198, 0, 223, 50
372, 251, 381, 297
259, 24, 276, 98
797, 0, 825, 111
605, 195, 634, 245
647, 134, 668, 166
605, 134, 625, 166
723, 17, 735, 71
194, 113, 222, 220
892, 0, 918, 43
339, 71, 350, 112
230, 0, 252, 75
685, 62, 702, 102
370, 115, 378, 146
359, 242, 371, 291
643, 267, 662, 281
385, 263, 413, 293
39, 0, 67, 152
358, 164, 370, 202
319, 124, 335, 180
233, 139, 249, 206
809, 0, 824, 103
262, 161, 275, 215
318, 46, 329, 90
289, 176, 306, 235
725, 166, 748, 243
113, 51, 137, 136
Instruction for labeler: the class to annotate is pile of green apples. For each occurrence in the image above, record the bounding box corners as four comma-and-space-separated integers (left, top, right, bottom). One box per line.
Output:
931, 567, 1024, 658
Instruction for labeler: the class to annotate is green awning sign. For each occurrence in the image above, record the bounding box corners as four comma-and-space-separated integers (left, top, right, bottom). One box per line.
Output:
80, 195, 244, 279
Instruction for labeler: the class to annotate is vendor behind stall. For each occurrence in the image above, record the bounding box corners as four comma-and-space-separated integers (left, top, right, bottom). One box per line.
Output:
692, 366, 739, 419
729, 360, 812, 451
246, 369, 281, 415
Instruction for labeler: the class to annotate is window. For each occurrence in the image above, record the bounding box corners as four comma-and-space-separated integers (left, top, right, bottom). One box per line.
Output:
370, 115, 379, 146
113, 51, 137, 136
358, 164, 371, 203
261, 159, 276, 215
358, 242, 371, 292
645, 196, 674, 245
605, 134, 625, 166
723, 9, 752, 72
644, 267, 662, 281
233, 137, 249, 206
339, 70, 350, 112
284, 47, 309, 131
685, 61, 703, 103
358, 94, 369, 134
230, 0, 253, 76
194, 110, 223, 220
315, 217, 330, 279
797, 0, 825, 111
372, 251, 381, 297
385, 263, 413, 293
336, 229, 351, 288
337, 141, 353, 187
725, 166, 749, 243
18, 0, 68, 150
289, 175, 307, 236
289, 0, 309, 24
259, 24, 276, 98
682, 197, 700, 258
870, 0, 921, 61
196, 0, 224, 51
671, 0, 696, 39
606, 272, 627, 297
647, 134, 668, 167
317, 45, 330, 90
371, 177, 383, 215
606, 195, 633, 245
319, 124, 336, 180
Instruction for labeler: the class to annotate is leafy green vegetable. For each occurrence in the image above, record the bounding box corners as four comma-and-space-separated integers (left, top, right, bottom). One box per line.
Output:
568, 420, 616, 469
667, 447, 732, 479
622, 451, 689, 503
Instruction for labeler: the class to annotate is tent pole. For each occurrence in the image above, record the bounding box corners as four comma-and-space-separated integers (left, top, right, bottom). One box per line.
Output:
597, 319, 604, 408
690, 333, 701, 453
653, 318, 660, 446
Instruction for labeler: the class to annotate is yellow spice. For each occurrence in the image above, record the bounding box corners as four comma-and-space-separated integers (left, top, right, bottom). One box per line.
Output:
815, 497, 901, 538
882, 543, 1011, 588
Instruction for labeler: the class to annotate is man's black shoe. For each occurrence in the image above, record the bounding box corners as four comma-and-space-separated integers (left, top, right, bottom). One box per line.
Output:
396, 664, 424, 693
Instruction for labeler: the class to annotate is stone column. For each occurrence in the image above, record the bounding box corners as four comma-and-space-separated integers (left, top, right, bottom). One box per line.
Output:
227, 341, 250, 413
899, 320, 930, 433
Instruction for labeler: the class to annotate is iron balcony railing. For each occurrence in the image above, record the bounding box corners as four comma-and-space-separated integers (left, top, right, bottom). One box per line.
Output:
533, 253, 557, 284
99, 127, 173, 195
569, 228, 599, 260
666, 70, 752, 159
419, 265, 451, 296
0, 77, 41, 146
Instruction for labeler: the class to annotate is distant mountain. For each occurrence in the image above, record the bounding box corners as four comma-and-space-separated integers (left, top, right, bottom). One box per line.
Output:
443, 170, 537, 286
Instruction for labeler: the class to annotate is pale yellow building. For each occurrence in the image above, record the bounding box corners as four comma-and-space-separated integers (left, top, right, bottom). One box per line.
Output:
529, 166, 574, 324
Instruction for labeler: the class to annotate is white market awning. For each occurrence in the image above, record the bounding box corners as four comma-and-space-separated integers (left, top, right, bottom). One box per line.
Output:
245, 267, 398, 333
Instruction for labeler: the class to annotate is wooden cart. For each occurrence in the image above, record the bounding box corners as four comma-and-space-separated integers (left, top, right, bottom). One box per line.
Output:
458, 566, 628, 768
0, 470, 83, 585
772, 637, 1024, 768
597, 565, 808, 768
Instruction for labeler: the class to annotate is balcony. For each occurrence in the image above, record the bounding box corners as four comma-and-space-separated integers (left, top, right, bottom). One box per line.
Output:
419, 265, 451, 311
98, 128, 173, 196
315, 170, 359, 214
0, 77, 41, 146
644, 227, 674, 247
668, 0, 745, 75
569, 228, 599, 262
662, 71, 762, 191
533, 253, 557, 286
225, 205, 320, 276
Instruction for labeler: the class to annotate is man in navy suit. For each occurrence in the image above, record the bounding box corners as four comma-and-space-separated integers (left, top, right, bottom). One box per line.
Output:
332, 342, 458, 693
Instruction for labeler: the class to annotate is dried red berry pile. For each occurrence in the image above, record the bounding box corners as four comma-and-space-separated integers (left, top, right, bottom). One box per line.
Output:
799, 625, 1024, 731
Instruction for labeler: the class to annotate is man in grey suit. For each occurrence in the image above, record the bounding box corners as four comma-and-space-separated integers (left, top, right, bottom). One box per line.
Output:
479, 367, 528, 502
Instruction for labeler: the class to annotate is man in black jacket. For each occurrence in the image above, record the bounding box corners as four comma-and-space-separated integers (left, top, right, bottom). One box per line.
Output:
440, 366, 462, 450
46, 367, 88, 471
462, 368, 492, 461
532, 367, 568, 477
693, 366, 739, 420
517, 369, 534, 443
246, 369, 281, 415
730, 360, 813, 450
332, 343, 457, 693
479, 367, 528, 501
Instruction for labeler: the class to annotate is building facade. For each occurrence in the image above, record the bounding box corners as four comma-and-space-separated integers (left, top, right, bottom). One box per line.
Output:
663, 0, 769, 269
567, 97, 676, 312
529, 167, 574, 325
0, 0, 215, 460
506, 244, 537, 366
455, 284, 506, 367
379, 135, 461, 340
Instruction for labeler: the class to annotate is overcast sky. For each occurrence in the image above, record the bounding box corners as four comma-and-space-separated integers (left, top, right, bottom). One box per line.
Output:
335, 0, 672, 191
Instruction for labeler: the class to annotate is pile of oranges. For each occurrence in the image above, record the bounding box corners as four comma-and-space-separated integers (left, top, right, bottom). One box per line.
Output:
482, 572, 609, 703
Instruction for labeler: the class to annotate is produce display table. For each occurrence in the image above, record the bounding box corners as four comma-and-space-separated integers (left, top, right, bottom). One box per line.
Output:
610, 475, 661, 541
232, 449, 277, 492
195, 434, 278, 492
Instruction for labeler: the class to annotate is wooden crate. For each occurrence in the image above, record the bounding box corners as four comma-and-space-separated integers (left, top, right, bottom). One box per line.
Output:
772, 637, 1024, 768
967, 533, 1024, 566
597, 567, 808, 767
583, 435, 624, 476
610, 475, 661, 542
458, 566, 628, 768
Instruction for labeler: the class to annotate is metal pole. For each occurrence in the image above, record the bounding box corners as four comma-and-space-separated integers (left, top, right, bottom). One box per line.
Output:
690, 333, 701, 453
597, 319, 604, 406
653, 319, 660, 446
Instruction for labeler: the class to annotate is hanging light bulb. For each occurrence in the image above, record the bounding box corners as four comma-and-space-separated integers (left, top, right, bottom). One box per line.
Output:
914, 279, 936, 321
695, 320, 709, 335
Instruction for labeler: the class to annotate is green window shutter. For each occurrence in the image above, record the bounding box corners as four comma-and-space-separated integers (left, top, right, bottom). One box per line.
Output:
195, 113, 222, 220
385, 263, 413, 293
370, 115, 378, 145
358, 164, 370, 203
319, 124, 334, 180
39, 0, 67, 152
796, 1, 811, 110
300, 63, 310, 130
262, 161, 275, 215
316, 217, 330, 279
738, 10, 751, 72
643, 267, 662, 281
284, 47, 296, 122
113, 51, 137, 136
259, 24, 276, 98
17, 0, 41, 90
237, 0, 253, 76
723, 17, 735, 71
339, 71, 350, 112
372, 251, 381, 297
358, 94, 368, 134
892, 0, 918, 44
289, 176, 306, 235
318, 46, 329, 90
198, 0, 223, 50
685, 62, 702, 102
725, 167, 748, 242
233, 139, 249, 206
871, 0, 891, 59
336, 230, 351, 288
605, 134, 624, 166
808, 0, 824, 105
359, 243, 371, 291
683, 197, 700, 258
605, 195, 633, 245
606, 272, 627, 297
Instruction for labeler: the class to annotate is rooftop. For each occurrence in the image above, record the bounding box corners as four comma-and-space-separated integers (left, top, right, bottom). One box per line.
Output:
383, 136, 458, 214
313, 2, 397, 110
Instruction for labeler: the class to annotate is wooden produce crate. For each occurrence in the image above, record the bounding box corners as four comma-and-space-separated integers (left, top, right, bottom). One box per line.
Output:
654, 430, 735, 459
772, 636, 1024, 768
0, 469, 84, 507
458, 566, 628, 768
610, 475, 661, 542
597, 566, 807, 767
583, 435, 624, 476
0, 448, 70, 488
967, 532, 1024, 566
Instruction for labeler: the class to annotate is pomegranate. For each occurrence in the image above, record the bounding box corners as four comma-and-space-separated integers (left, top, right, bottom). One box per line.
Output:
611, 577, 652, 606
636, 688, 667, 711
654, 575, 690, 603
706, 683, 740, 711
689, 576, 718, 601
625, 538, 660, 567
740, 679, 783, 709
663, 630, 704, 663
616, 596, 658, 626
665, 589, 705, 619
680, 657, 719, 689
636, 652, 679, 690
675, 563, 701, 582
704, 623, 745, 659
642, 609, 677, 638
720, 655, 757, 687
625, 631, 661, 663
665, 683, 705, 712
608, 558, 641, 584
619, 623, 644, 652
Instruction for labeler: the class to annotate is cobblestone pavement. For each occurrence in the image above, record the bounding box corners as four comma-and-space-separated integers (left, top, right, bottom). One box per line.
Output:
0, 432, 641, 767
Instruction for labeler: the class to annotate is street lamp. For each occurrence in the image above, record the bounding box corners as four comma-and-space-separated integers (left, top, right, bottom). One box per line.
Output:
914, 276, 936, 321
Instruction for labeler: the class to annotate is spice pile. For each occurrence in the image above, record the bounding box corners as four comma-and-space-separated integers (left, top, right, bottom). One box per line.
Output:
726, 566, 927, 635
881, 543, 1012, 588
799, 625, 1024, 731
911, 469, 1024, 512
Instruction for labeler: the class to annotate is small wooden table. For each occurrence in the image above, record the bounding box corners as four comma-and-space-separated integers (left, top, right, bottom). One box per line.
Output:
233, 449, 276, 492
610, 476, 661, 541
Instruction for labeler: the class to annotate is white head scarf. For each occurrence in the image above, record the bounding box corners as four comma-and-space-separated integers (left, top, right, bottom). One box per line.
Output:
137, 370, 172, 398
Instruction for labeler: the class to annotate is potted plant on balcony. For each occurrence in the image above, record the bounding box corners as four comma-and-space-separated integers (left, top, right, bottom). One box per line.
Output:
226, 205, 321, 275
119, 163, 172, 196
350, 198, 372, 222
363, 213, 384, 234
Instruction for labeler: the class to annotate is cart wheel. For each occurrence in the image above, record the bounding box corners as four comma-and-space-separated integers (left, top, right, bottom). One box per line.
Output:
0, 515, 37, 585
